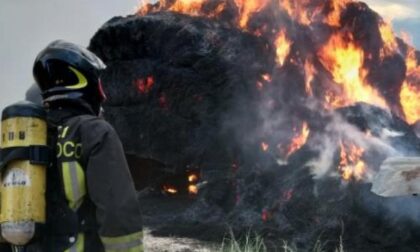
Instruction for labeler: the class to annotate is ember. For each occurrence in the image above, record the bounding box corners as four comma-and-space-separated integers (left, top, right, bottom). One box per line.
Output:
135, 76, 155, 94
261, 142, 269, 152
163, 185, 178, 195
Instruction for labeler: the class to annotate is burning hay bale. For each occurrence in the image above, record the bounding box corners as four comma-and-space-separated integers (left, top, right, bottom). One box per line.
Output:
89, 11, 272, 170
89, 0, 420, 250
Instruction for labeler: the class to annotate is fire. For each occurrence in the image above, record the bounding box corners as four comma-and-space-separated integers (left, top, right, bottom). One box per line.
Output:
400, 47, 420, 124
280, 0, 311, 26
262, 74, 272, 82
324, 0, 349, 27
209, 2, 227, 18
275, 29, 292, 66
188, 174, 198, 183
137, 0, 269, 28
257, 74, 272, 90
304, 60, 316, 96
379, 22, 399, 59
286, 122, 310, 156
134, 0, 420, 183
187, 171, 200, 195
318, 32, 387, 109
135, 76, 155, 94
400, 81, 420, 125
163, 185, 178, 194
138, 0, 206, 16
235, 0, 269, 28
261, 142, 269, 152
168, 0, 205, 14
188, 185, 199, 195
338, 142, 367, 181
406, 47, 418, 72
261, 208, 271, 222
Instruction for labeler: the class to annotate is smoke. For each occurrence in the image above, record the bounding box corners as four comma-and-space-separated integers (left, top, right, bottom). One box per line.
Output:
307, 111, 399, 181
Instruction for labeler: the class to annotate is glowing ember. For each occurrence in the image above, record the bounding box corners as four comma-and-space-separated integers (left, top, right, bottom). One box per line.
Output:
256, 81, 264, 90
135, 76, 155, 94
261, 208, 272, 222
274, 29, 292, 66
286, 122, 310, 157
188, 185, 199, 195
257, 74, 272, 90
261, 142, 269, 152
338, 142, 367, 181
318, 32, 387, 109
188, 174, 199, 183
262, 74, 272, 82
163, 185, 178, 194
282, 189, 293, 201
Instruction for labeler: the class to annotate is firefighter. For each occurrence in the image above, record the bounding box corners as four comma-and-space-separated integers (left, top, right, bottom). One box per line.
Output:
26, 40, 143, 251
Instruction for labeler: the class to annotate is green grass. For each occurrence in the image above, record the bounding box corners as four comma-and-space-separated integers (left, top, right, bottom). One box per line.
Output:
218, 231, 345, 252
219, 230, 267, 252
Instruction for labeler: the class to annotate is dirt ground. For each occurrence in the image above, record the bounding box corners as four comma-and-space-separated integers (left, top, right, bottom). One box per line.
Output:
144, 229, 217, 252
140, 196, 223, 252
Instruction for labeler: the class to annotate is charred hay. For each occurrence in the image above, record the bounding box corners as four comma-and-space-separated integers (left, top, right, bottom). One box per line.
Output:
89, 7, 420, 251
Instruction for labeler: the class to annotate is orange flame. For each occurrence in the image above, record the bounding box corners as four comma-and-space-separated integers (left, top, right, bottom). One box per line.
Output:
280, 0, 312, 25
318, 32, 387, 109
171, 0, 204, 13
324, 0, 348, 27
188, 185, 199, 195
138, 0, 269, 28
304, 60, 316, 96
188, 174, 199, 183
187, 171, 200, 195
379, 22, 399, 59
235, 0, 269, 28
400, 81, 420, 125
275, 29, 292, 66
406, 47, 418, 72
400, 47, 420, 124
338, 142, 367, 181
286, 122, 310, 156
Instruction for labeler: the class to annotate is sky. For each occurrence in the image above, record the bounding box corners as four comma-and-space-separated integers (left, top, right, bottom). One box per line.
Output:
0, 0, 419, 111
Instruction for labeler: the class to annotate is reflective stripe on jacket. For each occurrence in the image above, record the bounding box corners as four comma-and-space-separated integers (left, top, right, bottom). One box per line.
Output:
50, 107, 143, 252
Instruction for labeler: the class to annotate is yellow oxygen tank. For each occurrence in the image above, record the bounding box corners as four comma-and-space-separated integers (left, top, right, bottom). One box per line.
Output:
0, 101, 48, 246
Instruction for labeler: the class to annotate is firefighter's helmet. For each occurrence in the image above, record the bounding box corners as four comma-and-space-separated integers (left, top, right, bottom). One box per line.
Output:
33, 40, 106, 113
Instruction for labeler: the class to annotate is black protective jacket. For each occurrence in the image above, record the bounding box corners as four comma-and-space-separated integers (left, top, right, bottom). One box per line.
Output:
24, 104, 143, 252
